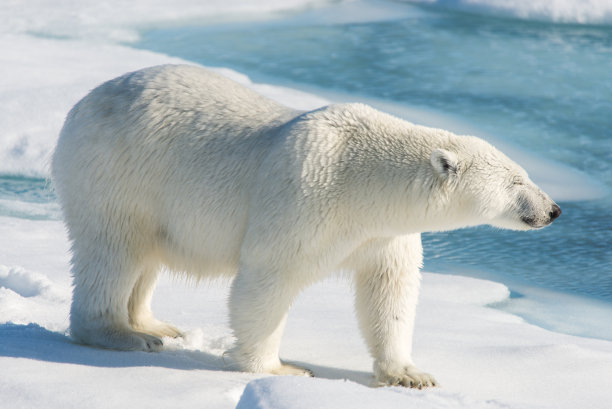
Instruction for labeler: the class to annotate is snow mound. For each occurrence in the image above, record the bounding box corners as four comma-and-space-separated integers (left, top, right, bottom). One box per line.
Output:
0, 265, 54, 298
0, 265, 70, 332
236, 376, 524, 409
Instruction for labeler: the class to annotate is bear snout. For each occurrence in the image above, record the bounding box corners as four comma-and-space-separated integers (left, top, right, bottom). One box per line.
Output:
549, 204, 562, 222
520, 203, 561, 229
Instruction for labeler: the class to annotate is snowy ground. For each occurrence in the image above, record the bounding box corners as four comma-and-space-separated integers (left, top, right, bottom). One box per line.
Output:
2, 1, 612, 408
2, 217, 612, 409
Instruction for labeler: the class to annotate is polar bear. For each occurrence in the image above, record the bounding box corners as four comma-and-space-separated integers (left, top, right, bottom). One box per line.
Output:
52, 64, 561, 388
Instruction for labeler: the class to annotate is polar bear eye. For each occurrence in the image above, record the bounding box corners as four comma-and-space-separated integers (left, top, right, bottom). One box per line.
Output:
512, 177, 524, 186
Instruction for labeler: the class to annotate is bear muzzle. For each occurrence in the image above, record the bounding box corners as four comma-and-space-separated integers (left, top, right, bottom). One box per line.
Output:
521, 203, 562, 228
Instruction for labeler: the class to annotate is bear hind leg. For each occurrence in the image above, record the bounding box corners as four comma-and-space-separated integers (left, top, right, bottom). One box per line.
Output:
69, 239, 164, 352
128, 266, 182, 339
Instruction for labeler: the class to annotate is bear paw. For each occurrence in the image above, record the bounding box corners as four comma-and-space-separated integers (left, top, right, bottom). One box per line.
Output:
226, 345, 312, 376
72, 326, 164, 352
375, 364, 438, 389
132, 332, 165, 351
269, 362, 314, 377
132, 319, 183, 339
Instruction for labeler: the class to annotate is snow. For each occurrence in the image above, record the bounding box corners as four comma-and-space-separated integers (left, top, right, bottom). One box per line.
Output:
2, 216, 612, 409
408, 0, 612, 24
236, 377, 515, 409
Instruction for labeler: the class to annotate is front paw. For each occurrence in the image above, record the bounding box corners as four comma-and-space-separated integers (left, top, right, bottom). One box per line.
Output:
375, 364, 438, 389
269, 362, 314, 377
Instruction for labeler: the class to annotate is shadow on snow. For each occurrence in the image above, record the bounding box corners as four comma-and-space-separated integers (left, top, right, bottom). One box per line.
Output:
0, 322, 224, 371
0, 322, 374, 385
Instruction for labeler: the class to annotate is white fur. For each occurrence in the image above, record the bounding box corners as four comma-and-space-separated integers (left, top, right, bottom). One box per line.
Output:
51, 64, 560, 387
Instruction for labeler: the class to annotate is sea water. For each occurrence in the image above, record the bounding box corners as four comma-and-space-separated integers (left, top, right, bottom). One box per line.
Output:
2, 0, 610, 338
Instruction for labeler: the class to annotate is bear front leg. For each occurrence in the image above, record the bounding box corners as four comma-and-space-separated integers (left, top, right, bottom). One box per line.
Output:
351, 234, 437, 388
228, 266, 312, 377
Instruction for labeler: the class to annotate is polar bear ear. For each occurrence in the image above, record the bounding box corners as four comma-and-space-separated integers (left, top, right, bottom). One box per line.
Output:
430, 149, 458, 179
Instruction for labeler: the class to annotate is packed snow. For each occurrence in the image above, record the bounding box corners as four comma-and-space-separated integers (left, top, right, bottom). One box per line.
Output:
236, 377, 516, 409
1, 0, 612, 408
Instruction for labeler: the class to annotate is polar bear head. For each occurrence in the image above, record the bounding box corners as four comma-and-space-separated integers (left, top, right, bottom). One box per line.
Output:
429, 136, 561, 231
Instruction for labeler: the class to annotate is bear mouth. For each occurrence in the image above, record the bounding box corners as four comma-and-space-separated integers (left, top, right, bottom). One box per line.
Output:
520, 215, 550, 229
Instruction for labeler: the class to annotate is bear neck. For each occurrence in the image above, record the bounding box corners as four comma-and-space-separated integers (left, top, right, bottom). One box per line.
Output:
326, 104, 474, 236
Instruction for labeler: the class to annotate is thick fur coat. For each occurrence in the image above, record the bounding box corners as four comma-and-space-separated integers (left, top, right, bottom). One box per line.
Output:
52, 65, 560, 388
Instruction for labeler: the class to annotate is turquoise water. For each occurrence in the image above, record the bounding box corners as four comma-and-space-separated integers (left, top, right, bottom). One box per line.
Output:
130, 2, 612, 302
0, 176, 59, 220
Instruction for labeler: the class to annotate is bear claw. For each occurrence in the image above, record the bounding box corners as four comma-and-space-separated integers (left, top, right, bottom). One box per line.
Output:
376, 365, 438, 389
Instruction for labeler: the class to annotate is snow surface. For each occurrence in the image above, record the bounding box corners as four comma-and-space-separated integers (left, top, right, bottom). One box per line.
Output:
2, 217, 612, 409
236, 377, 517, 409
408, 0, 612, 24
2, 1, 612, 408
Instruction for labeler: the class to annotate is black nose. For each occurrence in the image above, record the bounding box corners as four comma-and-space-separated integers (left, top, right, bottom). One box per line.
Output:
549, 204, 562, 221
